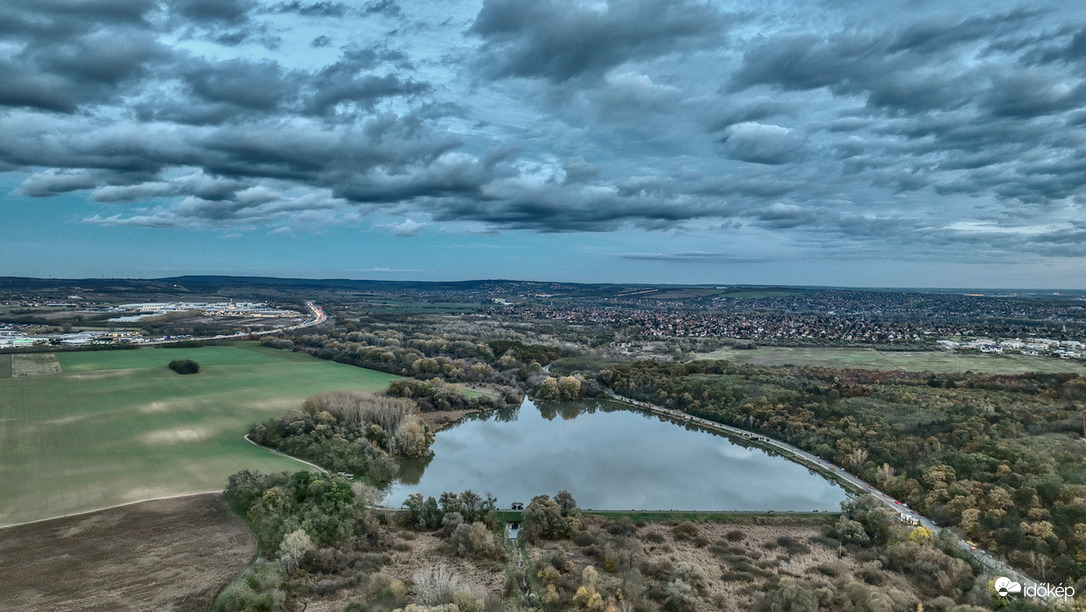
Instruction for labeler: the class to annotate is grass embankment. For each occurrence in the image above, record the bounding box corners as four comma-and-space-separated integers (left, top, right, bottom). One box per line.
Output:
0, 342, 397, 526
696, 345, 1086, 374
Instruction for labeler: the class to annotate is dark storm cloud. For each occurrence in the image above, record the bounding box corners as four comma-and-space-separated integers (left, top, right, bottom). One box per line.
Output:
184, 59, 295, 111
982, 72, 1086, 118
1012, 25, 1086, 65
19, 170, 103, 197
0, 67, 84, 113
331, 154, 496, 204
174, 0, 255, 25
469, 0, 726, 82
307, 73, 431, 116
2, 107, 506, 230
268, 1, 350, 17
887, 9, 1046, 55
562, 158, 601, 184
748, 202, 820, 229
722, 122, 808, 165
135, 45, 425, 124
170, 0, 279, 47
362, 0, 402, 17
88, 189, 354, 229
617, 252, 772, 263
0, 2, 170, 112
723, 8, 1086, 219
421, 176, 752, 233
0, 1, 150, 38
730, 32, 976, 114
92, 173, 248, 203
189, 114, 463, 183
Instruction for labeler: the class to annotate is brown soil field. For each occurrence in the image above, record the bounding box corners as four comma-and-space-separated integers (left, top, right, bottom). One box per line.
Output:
0, 493, 254, 612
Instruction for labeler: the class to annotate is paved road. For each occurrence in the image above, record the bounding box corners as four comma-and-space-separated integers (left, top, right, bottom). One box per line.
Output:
609, 393, 1062, 604
142, 300, 327, 346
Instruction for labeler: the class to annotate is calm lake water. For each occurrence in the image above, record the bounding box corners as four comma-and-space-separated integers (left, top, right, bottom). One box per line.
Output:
382, 399, 847, 512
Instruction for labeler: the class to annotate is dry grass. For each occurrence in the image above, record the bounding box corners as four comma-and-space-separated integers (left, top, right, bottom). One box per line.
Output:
418, 409, 479, 432
11, 353, 61, 377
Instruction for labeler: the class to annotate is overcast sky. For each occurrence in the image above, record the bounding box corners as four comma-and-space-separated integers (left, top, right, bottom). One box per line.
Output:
2, 0, 1085, 288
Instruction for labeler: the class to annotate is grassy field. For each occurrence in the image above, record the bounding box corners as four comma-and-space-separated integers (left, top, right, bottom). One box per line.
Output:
0, 342, 398, 526
695, 345, 1086, 374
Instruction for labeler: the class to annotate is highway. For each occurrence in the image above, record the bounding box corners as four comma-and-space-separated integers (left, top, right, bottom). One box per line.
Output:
610, 393, 1063, 605
142, 300, 327, 345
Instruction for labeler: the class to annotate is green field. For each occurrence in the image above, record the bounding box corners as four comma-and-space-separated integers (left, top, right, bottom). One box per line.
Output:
0, 343, 398, 526
695, 345, 1086, 374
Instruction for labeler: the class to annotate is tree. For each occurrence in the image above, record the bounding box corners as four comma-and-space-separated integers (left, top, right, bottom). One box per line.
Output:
538, 377, 559, 400
167, 359, 199, 374
522, 495, 566, 541
448, 521, 501, 559
395, 420, 433, 457
554, 490, 578, 516
558, 375, 582, 400
280, 528, 313, 574
909, 526, 934, 546
404, 493, 443, 529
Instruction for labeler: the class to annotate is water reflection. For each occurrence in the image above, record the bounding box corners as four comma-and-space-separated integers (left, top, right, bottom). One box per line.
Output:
383, 398, 847, 512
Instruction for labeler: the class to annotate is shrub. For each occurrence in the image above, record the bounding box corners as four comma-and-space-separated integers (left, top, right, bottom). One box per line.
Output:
671, 522, 699, 541
168, 359, 200, 374
412, 566, 466, 606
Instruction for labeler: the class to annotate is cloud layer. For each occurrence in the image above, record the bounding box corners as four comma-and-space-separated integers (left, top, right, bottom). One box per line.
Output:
2, 0, 1086, 269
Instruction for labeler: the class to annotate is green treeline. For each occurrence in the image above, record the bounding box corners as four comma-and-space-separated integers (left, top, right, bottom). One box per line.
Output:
249, 391, 435, 487
224, 470, 365, 555
386, 377, 520, 411
218, 469, 388, 611
264, 330, 560, 390
605, 360, 1086, 585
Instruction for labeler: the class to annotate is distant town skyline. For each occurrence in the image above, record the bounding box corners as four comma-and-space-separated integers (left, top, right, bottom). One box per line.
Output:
2, 1, 1085, 289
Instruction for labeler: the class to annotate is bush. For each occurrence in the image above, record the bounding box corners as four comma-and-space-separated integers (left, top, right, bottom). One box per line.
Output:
168, 359, 200, 374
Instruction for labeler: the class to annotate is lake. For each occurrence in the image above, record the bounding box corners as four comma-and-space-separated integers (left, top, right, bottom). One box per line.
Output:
383, 399, 847, 512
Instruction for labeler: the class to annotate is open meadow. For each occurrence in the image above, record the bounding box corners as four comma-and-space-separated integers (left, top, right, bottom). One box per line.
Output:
0, 343, 397, 526
695, 345, 1086, 374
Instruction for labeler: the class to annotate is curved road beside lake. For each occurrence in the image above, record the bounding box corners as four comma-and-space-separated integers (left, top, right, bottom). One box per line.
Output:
609, 393, 1060, 605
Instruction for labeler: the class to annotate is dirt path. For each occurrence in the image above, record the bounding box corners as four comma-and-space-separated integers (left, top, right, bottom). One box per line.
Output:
0, 493, 254, 612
